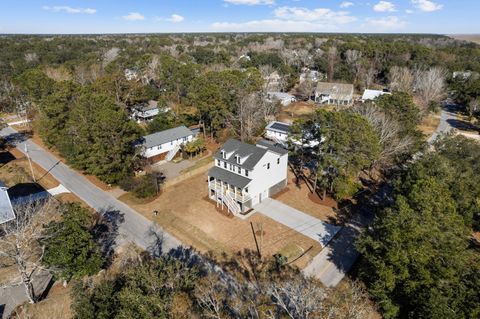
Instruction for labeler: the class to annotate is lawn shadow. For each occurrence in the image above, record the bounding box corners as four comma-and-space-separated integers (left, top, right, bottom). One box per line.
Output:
0, 151, 15, 165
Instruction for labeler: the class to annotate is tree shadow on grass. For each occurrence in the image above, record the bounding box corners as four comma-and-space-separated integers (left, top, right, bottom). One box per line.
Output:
447, 119, 479, 132
0, 151, 15, 165
93, 208, 125, 268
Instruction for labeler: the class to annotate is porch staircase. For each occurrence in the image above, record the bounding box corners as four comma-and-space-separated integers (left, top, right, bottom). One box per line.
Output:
215, 185, 241, 216
271, 135, 286, 147
166, 145, 181, 161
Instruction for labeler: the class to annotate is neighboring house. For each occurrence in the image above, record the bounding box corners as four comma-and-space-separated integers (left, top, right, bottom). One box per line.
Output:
315, 82, 354, 106
265, 120, 320, 148
207, 139, 288, 217
267, 92, 296, 106
0, 182, 15, 224
361, 89, 391, 102
265, 121, 291, 145
131, 101, 159, 123
139, 126, 195, 163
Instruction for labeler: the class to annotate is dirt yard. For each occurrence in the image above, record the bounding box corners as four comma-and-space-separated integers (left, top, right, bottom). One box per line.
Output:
277, 101, 317, 122
120, 169, 334, 269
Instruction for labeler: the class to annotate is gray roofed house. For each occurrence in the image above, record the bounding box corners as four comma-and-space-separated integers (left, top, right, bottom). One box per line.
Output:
142, 126, 194, 149
139, 126, 196, 162
0, 183, 15, 224
213, 139, 267, 170
315, 82, 354, 106
208, 139, 289, 217
256, 139, 288, 155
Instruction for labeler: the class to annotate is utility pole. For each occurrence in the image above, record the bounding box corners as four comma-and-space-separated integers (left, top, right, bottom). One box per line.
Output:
250, 222, 261, 258
24, 144, 36, 183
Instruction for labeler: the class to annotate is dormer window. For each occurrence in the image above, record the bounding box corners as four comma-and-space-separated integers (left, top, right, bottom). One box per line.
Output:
235, 155, 241, 164
221, 150, 226, 159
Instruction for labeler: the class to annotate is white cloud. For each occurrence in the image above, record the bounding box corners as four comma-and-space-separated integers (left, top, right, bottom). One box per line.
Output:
340, 2, 354, 8
224, 0, 274, 5
273, 6, 356, 24
373, 1, 396, 12
411, 0, 443, 12
42, 6, 96, 14
212, 5, 357, 32
167, 14, 184, 23
122, 12, 145, 21
365, 15, 406, 29
405, 9, 414, 13
211, 19, 342, 32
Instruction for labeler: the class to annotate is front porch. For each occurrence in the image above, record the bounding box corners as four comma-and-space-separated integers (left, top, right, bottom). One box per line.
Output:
208, 176, 252, 216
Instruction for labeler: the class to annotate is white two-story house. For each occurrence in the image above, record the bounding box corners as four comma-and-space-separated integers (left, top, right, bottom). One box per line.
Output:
208, 139, 288, 217
139, 126, 195, 163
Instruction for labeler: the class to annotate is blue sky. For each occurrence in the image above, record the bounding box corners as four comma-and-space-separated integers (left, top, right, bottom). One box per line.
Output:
0, 0, 477, 34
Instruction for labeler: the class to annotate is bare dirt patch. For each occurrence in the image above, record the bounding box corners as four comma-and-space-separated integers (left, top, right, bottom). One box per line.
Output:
121, 171, 322, 269
449, 34, 480, 45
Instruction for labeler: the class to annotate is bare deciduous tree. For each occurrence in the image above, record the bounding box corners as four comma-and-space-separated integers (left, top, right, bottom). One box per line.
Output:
327, 46, 338, 81
363, 67, 377, 89
352, 104, 413, 171
389, 66, 414, 93
345, 49, 363, 83
467, 98, 479, 117
232, 93, 275, 142
297, 78, 316, 101
414, 67, 447, 108
0, 200, 56, 304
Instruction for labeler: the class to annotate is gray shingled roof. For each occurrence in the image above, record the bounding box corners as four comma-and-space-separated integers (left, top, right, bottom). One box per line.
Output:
0, 187, 15, 224
213, 139, 267, 170
141, 126, 194, 149
256, 139, 288, 155
208, 166, 252, 189
316, 82, 354, 100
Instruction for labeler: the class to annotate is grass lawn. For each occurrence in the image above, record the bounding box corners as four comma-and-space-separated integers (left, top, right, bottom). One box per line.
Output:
120, 168, 336, 269
180, 154, 212, 174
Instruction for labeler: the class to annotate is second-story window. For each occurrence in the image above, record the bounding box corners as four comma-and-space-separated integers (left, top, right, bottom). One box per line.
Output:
221, 150, 226, 159
267, 163, 270, 169
236, 155, 240, 164
224, 162, 227, 169
245, 170, 249, 177
217, 159, 221, 166
277, 158, 280, 164
238, 166, 241, 174
229, 164, 233, 170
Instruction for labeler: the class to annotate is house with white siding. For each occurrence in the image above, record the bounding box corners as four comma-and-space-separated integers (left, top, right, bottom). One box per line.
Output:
139, 126, 195, 163
361, 89, 391, 102
265, 121, 320, 148
315, 82, 354, 106
208, 139, 288, 217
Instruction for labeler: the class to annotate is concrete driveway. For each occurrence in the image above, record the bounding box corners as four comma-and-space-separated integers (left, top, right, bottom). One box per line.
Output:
253, 198, 341, 248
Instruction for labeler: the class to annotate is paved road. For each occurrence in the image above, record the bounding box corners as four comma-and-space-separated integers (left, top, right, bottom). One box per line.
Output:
0, 126, 182, 253
428, 103, 456, 143
254, 198, 341, 248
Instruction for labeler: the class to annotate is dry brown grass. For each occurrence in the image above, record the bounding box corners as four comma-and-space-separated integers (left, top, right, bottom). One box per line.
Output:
15, 284, 72, 319
278, 101, 317, 122
120, 170, 325, 269
449, 34, 480, 44
418, 112, 441, 139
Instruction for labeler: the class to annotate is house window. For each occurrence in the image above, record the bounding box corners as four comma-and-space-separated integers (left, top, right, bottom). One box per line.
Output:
229, 164, 233, 170
236, 155, 240, 164
277, 158, 280, 164
224, 162, 227, 169
237, 166, 241, 174
245, 187, 249, 193
267, 163, 270, 169
221, 150, 226, 159
217, 159, 221, 166
171, 141, 174, 145
183, 137, 187, 142
245, 170, 249, 177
